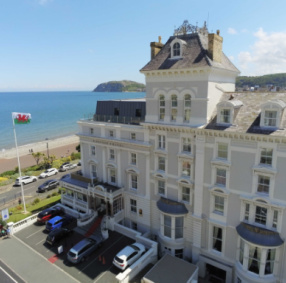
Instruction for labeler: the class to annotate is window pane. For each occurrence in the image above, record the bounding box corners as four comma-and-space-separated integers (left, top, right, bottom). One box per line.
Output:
264, 111, 277, 127
182, 187, 190, 202
265, 249, 275, 275
175, 217, 183, 239
216, 168, 226, 186
164, 215, 171, 238
257, 175, 270, 194
220, 109, 230, 123
260, 148, 273, 165
255, 206, 267, 225
158, 180, 165, 195
214, 195, 224, 214
212, 227, 222, 252
218, 143, 228, 159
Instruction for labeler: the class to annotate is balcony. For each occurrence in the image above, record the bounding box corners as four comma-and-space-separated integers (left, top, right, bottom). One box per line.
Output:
93, 114, 144, 125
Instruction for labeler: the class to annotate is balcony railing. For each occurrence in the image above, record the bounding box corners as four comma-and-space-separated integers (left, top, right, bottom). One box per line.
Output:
93, 114, 144, 125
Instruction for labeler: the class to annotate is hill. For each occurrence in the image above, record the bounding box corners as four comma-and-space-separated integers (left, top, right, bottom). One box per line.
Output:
93, 80, 145, 92
236, 73, 286, 88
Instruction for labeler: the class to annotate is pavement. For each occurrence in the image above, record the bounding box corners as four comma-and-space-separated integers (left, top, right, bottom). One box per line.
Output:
0, 235, 79, 283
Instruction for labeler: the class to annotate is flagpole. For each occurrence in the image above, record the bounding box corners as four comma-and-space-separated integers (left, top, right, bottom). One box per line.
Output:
12, 115, 27, 213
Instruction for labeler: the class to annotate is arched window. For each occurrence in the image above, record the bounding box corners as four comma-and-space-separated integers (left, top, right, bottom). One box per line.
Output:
171, 95, 177, 121
159, 95, 165, 120
173, 42, 180, 57
184, 94, 191, 122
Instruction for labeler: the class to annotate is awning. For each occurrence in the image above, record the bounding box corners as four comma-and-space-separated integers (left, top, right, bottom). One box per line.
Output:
236, 222, 284, 247
157, 197, 188, 215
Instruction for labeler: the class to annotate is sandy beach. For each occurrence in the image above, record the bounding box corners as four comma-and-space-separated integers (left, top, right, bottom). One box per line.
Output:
0, 135, 80, 174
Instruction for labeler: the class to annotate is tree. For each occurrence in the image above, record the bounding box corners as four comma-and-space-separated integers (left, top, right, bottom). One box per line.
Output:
32, 152, 44, 165
76, 144, 81, 152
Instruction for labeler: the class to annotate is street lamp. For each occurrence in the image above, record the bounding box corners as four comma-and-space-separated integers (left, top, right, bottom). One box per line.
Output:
45, 138, 49, 158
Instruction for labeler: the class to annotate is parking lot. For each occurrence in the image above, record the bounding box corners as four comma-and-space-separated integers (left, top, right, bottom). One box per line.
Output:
13, 222, 135, 283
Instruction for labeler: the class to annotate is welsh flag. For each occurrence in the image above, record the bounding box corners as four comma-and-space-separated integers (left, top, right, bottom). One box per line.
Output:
12, 112, 32, 124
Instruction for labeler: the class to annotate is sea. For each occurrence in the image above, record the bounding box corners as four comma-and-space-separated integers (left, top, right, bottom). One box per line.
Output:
0, 91, 146, 151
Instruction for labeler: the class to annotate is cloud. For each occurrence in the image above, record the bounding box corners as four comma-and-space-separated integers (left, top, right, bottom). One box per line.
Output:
238, 28, 286, 76
228, 28, 237, 35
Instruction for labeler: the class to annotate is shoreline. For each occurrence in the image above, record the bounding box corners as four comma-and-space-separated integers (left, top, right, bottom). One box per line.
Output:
0, 135, 80, 174
0, 135, 79, 159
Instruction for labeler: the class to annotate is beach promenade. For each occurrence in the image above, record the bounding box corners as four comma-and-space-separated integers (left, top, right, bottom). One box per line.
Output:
0, 135, 79, 174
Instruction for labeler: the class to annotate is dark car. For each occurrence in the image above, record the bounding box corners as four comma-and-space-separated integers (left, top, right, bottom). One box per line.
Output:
46, 227, 73, 246
36, 206, 65, 225
37, 179, 59, 193
45, 215, 77, 232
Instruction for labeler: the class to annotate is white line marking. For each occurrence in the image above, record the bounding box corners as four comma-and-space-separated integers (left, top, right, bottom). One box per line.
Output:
36, 239, 45, 245
0, 265, 18, 283
26, 228, 44, 239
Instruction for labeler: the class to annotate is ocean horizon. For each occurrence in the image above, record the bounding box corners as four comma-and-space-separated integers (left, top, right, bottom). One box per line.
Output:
0, 91, 145, 150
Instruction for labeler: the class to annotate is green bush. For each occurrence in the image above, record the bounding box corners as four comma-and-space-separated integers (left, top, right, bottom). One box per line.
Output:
47, 195, 51, 198
70, 152, 81, 160
51, 192, 58, 197
0, 170, 17, 177
32, 198, 40, 205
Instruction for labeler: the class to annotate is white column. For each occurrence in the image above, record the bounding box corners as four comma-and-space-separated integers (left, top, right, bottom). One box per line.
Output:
193, 135, 206, 250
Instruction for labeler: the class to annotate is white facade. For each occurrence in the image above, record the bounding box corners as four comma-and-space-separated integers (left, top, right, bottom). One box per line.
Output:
63, 27, 286, 283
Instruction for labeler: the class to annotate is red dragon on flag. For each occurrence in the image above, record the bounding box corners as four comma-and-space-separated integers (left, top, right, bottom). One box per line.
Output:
12, 112, 32, 124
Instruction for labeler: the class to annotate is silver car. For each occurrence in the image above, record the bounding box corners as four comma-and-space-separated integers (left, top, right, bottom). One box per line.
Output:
67, 236, 102, 264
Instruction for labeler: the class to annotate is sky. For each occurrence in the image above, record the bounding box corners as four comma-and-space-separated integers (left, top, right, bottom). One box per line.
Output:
1, 0, 286, 92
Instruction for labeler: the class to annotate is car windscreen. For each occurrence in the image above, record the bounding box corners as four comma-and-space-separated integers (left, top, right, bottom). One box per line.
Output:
115, 256, 124, 263
130, 244, 140, 251
68, 251, 77, 257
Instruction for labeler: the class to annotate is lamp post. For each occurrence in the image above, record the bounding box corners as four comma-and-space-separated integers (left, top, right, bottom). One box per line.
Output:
45, 138, 49, 159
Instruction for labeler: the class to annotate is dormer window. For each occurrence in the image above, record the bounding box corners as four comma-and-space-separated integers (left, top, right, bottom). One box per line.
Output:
260, 99, 286, 128
170, 38, 186, 59
217, 100, 243, 125
220, 109, 231, 123
264, 111, 277, 127
173, 42, 180, 56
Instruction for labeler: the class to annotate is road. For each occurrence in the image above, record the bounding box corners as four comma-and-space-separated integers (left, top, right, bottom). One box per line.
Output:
0, 167, 79, 209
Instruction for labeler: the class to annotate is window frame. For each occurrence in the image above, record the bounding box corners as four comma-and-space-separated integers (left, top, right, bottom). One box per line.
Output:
171, 95, 177, 121
91, 145, 96, 156
158, 135, 166, 150
184, 94, 191, 122
159, 95, 165, 120
130, 199, 137, 213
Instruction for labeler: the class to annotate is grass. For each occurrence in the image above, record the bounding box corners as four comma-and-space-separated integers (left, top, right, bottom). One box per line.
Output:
3, 195, 62, 223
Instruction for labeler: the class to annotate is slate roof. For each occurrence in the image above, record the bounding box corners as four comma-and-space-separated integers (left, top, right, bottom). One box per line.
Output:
205, 92, 286, 137
236, 222, 284, 247
140, 32, 239, 73
157, 197, 188, 214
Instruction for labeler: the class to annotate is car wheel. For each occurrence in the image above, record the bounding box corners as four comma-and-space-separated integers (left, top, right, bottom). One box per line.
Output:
55, 172, 58, 175
33, 179, 36, 182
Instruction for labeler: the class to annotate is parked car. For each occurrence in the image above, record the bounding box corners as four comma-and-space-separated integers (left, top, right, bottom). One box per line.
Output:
67, 235, 103, 264
46, 215, 77, 232
59, 163, 77, 172
60, 173, 70, 180
15, 176, 37, 186
36, 206, 65, 225
46, 227, 73, 246
37, 179, 59, 193
39, 168, 58, 178
113, 243, 146, 270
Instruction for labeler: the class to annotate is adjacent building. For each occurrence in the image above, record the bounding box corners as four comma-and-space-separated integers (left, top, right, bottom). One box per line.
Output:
61, 21, 286, 283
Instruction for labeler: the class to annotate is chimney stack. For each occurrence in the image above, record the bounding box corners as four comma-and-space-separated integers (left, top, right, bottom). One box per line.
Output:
150, 36, 164, 60
208, 30, 223, 63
